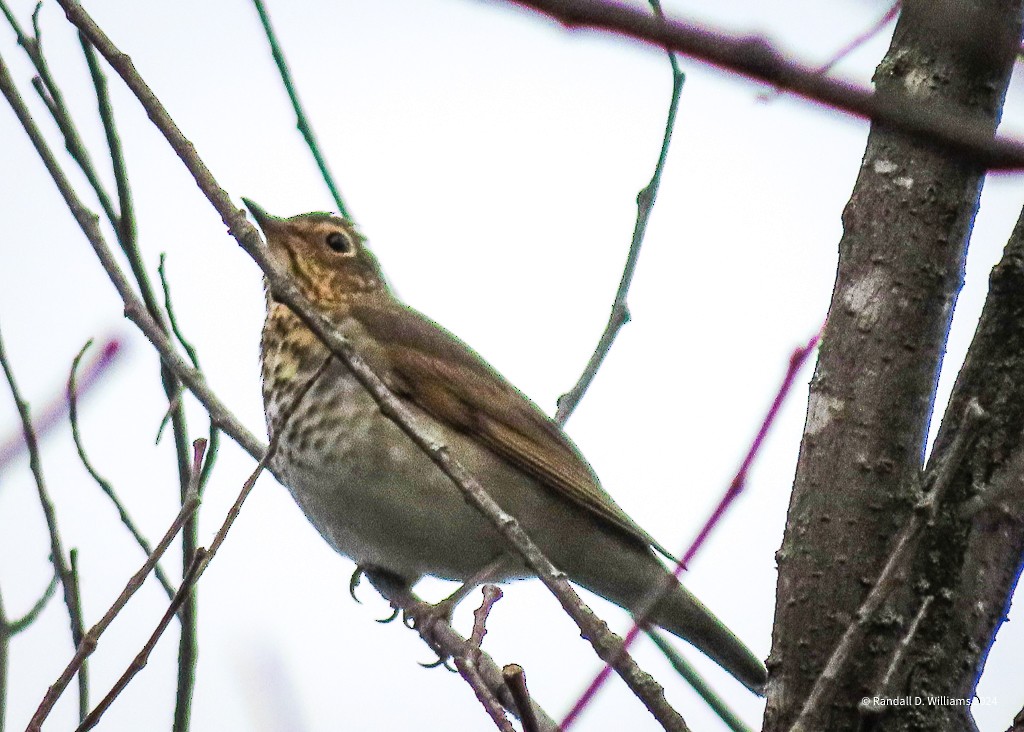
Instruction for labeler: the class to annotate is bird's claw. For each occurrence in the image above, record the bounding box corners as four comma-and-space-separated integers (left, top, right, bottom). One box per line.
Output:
349, 567, 364, 604
419, 653, 457, 672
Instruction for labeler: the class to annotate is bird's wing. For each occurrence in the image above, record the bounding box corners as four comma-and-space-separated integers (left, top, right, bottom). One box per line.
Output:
348, 300, 674, 559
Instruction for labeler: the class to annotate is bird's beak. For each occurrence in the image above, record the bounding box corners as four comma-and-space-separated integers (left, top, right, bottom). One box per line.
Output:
241, 197, 280, 233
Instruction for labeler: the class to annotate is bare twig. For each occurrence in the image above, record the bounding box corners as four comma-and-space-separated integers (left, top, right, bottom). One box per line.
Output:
0, 0, 118, 225
646, 630, 753, 732
758, 2, 900, 103
67, 549, 87, 719
456, 657, 515, 732
25, 440, 207, 732
158, 254, 220, 490
76, 25, 202, 730
72, 349, 330, 730
250, 0, 350, 219
470, 585, 503, 649
0, 573, 58, 732
2, 573, 58, 636
53, 5, 690, 729
365, 571, 558, 732
502, 0, 1024, 169
789, 400, 986, 732
502, 665, 542, 732
555, 0, 683, 425
74, 550, 206, 732
0, 336, 121, 471
69, 341, 177, 601
812, 1, 900, 77
0, 48, 264, 463
0, 317, 89, 722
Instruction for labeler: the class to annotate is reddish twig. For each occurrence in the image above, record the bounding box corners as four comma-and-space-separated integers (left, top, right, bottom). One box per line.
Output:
562, 327, 822, 729
0, 336, 122, 471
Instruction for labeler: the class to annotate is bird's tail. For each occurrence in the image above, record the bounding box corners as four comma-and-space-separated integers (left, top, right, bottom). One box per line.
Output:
643, 579, 767, 695
569, 540, 767, 694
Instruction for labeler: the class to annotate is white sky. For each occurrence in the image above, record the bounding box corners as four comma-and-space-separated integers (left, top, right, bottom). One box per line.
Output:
1, 0, 1023, 730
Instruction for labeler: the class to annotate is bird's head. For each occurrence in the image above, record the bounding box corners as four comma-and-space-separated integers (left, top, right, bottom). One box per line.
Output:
243, 198, 387, 306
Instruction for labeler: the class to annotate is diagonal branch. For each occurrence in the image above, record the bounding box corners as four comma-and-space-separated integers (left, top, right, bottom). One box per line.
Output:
501, 0, 1024, 169
52, 4, 691, 729
24, 440, 206, 732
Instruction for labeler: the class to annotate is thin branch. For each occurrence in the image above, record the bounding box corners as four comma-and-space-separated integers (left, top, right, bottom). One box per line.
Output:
76, 25, 201, 731
1, 571, 59, 732
455, 656, 515, 732
78, 32, 135, 254
158, 254, 220, 490
69, 341, 177, 601
502, 0, 1024, 170
0, 336, 121, 471
0, 49, 264, 464
646, 630, 753, 732
502, 665, 542, 732
3, 572, 59, 636
53, 6, 691, 729
25, 440, 206, 732
74, 550, 205, 732
0, 315, 88, 722
365, 571, 558, 732
74, 359, 332, 731
68, 549, 87, 720
555, 0, 684, 425
469, 585, 503, 649
459, 588, 514, 732
0, 0, 118, 225
0, 42, 608, 732
812, 1, 900, 77
789, 400, 987, 732
251, 0, 350, 219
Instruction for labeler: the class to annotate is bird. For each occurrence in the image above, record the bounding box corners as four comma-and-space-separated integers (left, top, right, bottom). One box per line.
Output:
244, 199, 767, 693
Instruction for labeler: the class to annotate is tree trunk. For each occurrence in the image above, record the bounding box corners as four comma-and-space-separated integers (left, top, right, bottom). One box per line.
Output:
765, 1, 1024, 730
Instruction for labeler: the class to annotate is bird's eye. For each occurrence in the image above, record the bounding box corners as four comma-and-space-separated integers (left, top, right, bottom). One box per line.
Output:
325, 232, 351, 253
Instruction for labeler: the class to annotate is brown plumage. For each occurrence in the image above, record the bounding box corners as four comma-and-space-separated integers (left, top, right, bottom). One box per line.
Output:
248, 199, 767, 693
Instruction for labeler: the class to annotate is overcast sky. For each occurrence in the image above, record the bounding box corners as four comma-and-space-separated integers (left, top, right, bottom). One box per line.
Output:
2, 1, 1023, 730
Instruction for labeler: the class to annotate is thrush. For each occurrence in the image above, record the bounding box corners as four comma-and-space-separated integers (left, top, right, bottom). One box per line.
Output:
247, 199, 767, 693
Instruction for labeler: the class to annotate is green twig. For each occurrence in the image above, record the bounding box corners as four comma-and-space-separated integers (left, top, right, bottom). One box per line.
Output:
0, 0, 119, 227
69, 341, 177, 601
646, 630, 753, 732
0, 573, 58, 732
158, 255, 220, 490
555, 0, 684, 424
251, 0, 351, 219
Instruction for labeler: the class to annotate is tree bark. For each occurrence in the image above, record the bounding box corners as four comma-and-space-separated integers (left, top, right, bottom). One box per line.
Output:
765, 1, 1024, 730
